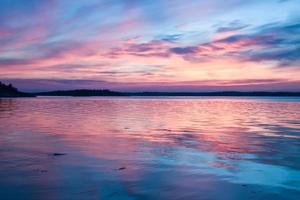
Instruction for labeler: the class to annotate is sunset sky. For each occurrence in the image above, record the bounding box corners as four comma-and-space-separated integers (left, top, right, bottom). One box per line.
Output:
0, 0, 300, 92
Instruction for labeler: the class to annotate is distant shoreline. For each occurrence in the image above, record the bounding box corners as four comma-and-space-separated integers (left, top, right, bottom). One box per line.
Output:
2, 82, 300, 98
34, 90, 300, 97
0, 81, 35, 98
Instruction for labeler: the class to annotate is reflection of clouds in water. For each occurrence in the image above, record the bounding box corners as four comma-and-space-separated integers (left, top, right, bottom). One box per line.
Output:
258, 124, 300, 138
142, 146, 300, 190
0, 97, 300, 199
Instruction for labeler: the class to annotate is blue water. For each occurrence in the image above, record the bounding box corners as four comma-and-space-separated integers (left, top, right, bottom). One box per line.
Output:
0, 97, 300, 200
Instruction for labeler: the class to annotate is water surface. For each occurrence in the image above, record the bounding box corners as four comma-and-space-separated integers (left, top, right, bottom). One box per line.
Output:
0, 97, 300, 200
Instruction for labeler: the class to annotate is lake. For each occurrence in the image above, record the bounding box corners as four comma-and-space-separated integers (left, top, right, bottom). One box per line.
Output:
0, 97, 300, 200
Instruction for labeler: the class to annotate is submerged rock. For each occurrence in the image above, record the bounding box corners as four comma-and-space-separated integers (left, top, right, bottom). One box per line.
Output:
52, 153, 66, 156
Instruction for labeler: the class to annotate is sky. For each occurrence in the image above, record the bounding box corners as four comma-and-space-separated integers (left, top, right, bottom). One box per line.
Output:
0, 0, 300, 92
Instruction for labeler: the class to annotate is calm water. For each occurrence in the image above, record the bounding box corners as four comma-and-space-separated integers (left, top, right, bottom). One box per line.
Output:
0, 97, 300, 200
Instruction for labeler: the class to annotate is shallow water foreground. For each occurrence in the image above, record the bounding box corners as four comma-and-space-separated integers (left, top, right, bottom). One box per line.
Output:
0, 97, 300, 200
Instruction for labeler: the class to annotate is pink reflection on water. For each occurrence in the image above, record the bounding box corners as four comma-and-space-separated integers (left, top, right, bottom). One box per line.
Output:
1, 98, 300, 157
0, 97, 300, 199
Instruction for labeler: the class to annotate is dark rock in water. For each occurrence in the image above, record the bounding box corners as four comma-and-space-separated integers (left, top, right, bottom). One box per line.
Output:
52, 153, 66, 156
